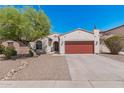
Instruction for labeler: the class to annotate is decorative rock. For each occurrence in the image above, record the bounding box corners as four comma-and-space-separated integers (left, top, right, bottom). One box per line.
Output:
1, 61, 29, 80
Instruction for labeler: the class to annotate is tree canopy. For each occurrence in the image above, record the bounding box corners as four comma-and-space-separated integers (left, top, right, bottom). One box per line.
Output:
0, 6, 50, 42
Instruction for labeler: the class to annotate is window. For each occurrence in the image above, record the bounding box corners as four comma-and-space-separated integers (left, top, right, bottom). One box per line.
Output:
36, 41, 42, 49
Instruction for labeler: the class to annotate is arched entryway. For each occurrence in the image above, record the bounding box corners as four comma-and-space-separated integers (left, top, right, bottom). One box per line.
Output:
53, 41, 59, 52
36, 41, 42, 50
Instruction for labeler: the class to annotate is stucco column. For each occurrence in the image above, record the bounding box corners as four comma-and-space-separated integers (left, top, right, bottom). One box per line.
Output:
59, 36, 65, 54
94, 29, 100, 54
29, 42, 36, 49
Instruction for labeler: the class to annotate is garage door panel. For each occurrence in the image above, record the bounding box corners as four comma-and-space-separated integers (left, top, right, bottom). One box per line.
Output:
65, 41, 94, 54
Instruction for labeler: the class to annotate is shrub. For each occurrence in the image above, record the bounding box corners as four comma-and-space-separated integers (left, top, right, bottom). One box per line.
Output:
0, 45, 5, 54
35, 50, 42, 55
29, 50, 34, 57
104, 36, 123, 54
3, 47, 17, 59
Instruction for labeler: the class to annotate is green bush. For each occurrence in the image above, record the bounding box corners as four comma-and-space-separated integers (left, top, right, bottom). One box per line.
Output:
0, 45, 5, 54
104, 36, 123, 54
29, 50, 34, 57
3, 47, 17, 59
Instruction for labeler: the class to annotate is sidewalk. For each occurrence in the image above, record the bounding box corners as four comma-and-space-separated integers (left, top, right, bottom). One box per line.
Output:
0, 81, 124, 88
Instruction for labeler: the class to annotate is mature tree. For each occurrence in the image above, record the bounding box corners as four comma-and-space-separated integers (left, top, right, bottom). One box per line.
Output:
21, 7, 50, 41
0, 6, 50, 44
0, 6, 23, 40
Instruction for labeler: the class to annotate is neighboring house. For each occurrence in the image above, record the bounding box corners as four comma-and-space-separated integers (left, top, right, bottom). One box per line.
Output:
101, 25, 124, 38
31, 28, 100, 54
100, 25, 124, 53
1, 40, 29, 55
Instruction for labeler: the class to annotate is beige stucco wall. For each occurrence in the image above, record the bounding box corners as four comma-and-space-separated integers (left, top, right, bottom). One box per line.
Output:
30, 38, 48, 53
100, 25, 124, 53
2, 40, 19, 48
46, 34, 59, 53
2, 40, 29, 54
31, 30, 100, 54
102, 26, 124, 37
31, 34, 59, 54
2, 40, 20, 53
100, 42, 110, 53
59, 36, 65, 54
59, 29, 100, 54
94, 29, 100, 54
62, 30, 94, 41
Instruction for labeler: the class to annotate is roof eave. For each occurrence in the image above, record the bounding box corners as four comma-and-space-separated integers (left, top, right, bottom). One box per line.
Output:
60, 28, 93, 37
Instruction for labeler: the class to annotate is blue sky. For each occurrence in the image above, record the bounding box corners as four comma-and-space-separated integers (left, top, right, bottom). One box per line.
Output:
3, 5, 124, 33
40, 5, 124, 33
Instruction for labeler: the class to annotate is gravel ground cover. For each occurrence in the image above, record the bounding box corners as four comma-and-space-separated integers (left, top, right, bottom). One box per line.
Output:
0, 56, 38, 80
10, 55, 71, 80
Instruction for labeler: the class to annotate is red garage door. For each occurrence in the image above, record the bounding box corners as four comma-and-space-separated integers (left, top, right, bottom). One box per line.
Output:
65, 41, 94, 54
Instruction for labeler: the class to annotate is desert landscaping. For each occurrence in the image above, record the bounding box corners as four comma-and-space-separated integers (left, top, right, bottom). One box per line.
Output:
0, 5, 124, 88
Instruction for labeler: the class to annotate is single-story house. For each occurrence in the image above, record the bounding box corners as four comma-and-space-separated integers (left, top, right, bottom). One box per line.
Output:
100, 25, 124, 53
1, 25, 124, 55
100, 25, 124, 38
30, 28, 100, 54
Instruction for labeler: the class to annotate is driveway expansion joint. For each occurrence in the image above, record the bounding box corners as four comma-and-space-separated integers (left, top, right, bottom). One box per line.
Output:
88, 80, 95, 88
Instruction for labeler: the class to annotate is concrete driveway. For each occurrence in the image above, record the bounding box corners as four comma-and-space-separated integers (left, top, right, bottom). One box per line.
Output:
1, 54, 124, 88
66, 54, 124, 87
